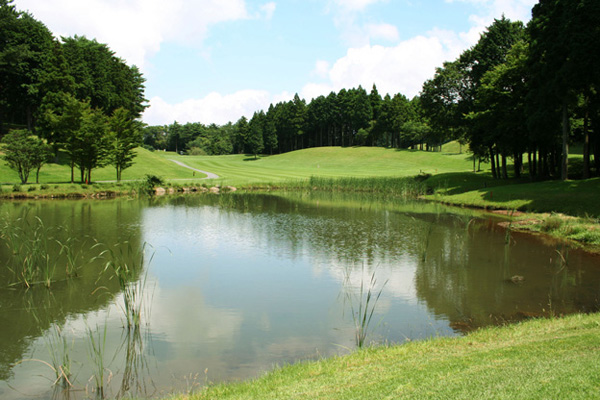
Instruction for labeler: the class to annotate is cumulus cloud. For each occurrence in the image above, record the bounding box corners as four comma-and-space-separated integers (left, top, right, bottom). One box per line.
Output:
300, 31, 468, 101
144, 90, 276, 126
16, 0, 250, 70
302, 0, 536, 101
260, 2, 277, 20
446, 0, 536, 24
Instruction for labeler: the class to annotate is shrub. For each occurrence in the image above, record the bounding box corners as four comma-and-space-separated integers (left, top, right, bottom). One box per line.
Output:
540, 215, 563, 232
138, 174, 165, 195
27, 186, 36, 192
187, 146, 207, 156
12, 184, 21, 192
40, 184, 49, 190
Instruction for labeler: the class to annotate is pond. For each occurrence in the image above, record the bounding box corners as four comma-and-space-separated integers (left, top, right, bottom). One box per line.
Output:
0, 193, 598, 399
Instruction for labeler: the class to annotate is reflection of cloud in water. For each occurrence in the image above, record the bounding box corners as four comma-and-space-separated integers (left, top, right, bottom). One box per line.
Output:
150, 284, 244, 358
317, 253, 419, 304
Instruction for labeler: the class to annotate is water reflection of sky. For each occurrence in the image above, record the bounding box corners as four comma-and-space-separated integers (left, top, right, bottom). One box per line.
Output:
139, 200, 455, 387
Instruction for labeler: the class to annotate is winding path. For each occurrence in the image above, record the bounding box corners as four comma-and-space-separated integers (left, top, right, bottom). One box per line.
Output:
169, 159, 220, 179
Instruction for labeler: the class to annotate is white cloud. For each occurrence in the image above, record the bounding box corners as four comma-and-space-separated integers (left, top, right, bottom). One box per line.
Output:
365, 23, 400, 42
446, 0, 536, 24
16, 0, 250, 70
144, 90, 277, 126
331, 0, 388, 12
301, 32, 466, 101
260, 2, 277, 20
312, 60, 331, 79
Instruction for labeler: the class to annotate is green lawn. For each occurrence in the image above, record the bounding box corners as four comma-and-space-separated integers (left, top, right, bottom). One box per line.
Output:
169, 313, 600, 400
159, 146, 479, 186
0, 147, 204, 185
426, 177, 600, 217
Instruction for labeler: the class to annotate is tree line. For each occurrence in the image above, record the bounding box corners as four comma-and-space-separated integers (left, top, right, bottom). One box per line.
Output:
146, 0, 598, 181
0, 0, 146, 183
144, 87, 434, 158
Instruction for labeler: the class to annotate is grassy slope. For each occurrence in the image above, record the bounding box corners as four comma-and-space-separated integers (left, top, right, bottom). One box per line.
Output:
0, 148, 204, 185
428, 177, 600, 217
158, 146, 478, 186
172, 313, 600, 400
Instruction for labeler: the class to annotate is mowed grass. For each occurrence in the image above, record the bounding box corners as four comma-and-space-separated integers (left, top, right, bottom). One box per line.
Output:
169, 313, 600, 400
428, 177, 600, 217
159, 146, 478, 186
0, 147, 204, 185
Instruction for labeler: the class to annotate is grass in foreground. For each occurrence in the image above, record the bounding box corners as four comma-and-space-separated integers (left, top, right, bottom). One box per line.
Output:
169, 313, 600, 400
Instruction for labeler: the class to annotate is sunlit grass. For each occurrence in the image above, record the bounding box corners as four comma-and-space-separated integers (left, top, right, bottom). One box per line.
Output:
171, 313, 600, 400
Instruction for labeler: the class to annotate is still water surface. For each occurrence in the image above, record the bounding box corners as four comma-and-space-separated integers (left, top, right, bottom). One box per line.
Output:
0, 193, 598, 399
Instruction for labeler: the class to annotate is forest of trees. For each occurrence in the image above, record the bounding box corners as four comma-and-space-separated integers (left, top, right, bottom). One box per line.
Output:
145, 0, 599, 181
0, 0, 146, 183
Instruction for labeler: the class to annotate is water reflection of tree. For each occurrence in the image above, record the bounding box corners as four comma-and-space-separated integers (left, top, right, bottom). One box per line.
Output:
413, 217, 600, 332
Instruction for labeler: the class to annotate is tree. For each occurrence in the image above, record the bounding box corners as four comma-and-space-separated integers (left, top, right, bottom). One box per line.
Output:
528, 0, 600, 179
37, 92, 87, 182
0, 2, 68, 133
247, 112, 265, 159
109, 107, 142, 181
1, 129, 52, 184
76, 107, 109, 183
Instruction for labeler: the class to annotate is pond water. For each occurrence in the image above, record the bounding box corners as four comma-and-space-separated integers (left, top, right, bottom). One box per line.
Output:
0, 193, 598, 399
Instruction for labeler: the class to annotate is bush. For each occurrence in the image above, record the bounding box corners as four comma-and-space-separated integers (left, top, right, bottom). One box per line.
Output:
540, 215, 563, 232
27, 186, 36, 192
187, 146, 207, 156
40, 184, 49, 190
138, 174, 165, 195
12, 184, 21, 192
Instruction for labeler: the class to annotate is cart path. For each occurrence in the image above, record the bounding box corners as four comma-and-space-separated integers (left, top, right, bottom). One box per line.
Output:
168, 159, 220, 179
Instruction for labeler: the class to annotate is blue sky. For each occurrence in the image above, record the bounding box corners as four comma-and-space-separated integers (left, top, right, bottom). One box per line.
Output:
16, 0, 537, 125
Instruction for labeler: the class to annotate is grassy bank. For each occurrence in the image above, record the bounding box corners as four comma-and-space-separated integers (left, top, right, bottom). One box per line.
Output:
167, 313, 600, 400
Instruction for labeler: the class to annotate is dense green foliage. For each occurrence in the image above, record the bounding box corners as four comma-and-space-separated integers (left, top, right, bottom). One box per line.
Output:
0, 0, 146, 183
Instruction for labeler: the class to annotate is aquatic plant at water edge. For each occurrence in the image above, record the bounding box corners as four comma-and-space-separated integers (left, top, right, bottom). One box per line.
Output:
342, 264, 388, 348
1, 216, 56, 288
99, 241, 154, 330
86, 321, 112, 399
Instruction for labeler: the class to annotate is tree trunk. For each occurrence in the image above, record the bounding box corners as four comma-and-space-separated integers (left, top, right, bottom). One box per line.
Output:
513, 152, 521, 179
582, 98, 590, 179
594, 123, 600, 176
501, 154, 508, 179
489, 147, 497, 179
561, 101, 569, 180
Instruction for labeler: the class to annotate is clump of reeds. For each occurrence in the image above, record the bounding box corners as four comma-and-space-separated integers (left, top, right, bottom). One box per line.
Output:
306, 176, 427, 198
99, 241, 153, 330
86, 322, 112, 399
1, 216, 55, 288
343, 264, 388, 348
14, 322, 74, 390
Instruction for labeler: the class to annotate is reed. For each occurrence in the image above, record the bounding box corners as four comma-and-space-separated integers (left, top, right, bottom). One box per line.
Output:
343, 264, 388, 348
86, 322, 111, 399
44, 323, 74, 388
1, 216, 56, 288
305, 176, 427, 198
100, 241, 154, 330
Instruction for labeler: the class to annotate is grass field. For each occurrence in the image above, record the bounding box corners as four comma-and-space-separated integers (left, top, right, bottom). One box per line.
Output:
158, 146, 479, 186
0, 147, 205, 185
168, 313, 600, 400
